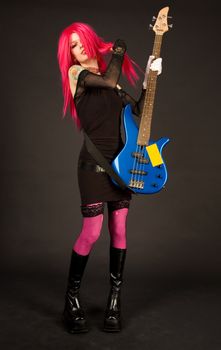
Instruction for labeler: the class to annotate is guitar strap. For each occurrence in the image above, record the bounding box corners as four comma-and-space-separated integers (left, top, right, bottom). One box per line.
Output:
83, 131, 129, 191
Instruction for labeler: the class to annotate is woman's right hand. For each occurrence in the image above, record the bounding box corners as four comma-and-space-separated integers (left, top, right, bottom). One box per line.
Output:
112, 39, 127, 55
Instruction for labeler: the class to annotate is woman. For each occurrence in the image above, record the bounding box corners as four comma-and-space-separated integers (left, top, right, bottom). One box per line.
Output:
57, 22, 162, 333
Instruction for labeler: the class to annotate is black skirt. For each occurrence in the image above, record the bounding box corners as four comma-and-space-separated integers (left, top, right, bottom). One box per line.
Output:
77, 166, 132, 205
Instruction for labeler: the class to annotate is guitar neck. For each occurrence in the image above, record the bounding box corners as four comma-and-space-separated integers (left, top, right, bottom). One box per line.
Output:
137, 34, 163, 146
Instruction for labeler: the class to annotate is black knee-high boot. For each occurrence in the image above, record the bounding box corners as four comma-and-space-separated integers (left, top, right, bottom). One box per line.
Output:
103, 246, 127, 332
63, 250, 90, 333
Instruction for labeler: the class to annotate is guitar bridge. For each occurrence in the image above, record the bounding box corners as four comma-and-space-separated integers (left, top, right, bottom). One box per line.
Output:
129, 179, 144, 189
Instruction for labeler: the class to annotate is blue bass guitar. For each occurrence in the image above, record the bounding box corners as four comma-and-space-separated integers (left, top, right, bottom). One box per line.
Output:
111, 6, 172, 194
112, 104, 169, 194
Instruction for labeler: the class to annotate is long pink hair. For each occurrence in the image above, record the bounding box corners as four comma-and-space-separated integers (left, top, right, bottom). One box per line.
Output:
57, 22, 140, 129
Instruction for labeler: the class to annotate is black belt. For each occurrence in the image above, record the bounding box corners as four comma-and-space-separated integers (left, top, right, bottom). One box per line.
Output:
78, 160, 106, 173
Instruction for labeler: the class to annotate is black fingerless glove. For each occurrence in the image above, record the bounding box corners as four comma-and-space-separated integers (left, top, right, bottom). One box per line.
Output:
113, 39, 127, 56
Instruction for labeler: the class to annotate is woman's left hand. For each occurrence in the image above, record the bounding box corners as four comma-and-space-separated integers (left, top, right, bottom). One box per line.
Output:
143, 55, 162, 89
150, 57, 162, 74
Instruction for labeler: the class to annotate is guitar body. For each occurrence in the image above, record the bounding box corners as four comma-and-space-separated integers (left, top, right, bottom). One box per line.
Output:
111, 104, 170, 194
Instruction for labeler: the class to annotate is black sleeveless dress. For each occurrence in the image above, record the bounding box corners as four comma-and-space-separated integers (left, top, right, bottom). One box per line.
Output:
73, 44, 145, 205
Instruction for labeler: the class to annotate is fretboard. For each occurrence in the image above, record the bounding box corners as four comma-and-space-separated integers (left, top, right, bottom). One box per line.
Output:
137, 34, 163, 145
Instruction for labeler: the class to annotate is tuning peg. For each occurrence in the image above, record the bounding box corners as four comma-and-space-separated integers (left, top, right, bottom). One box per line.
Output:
168, 24, 173, 28
149, 24, 153, 29
152, 16, 157, 21
167, 16, 172, 19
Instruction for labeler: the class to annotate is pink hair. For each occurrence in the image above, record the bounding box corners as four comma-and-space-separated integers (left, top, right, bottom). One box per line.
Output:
57, 22, 140, 129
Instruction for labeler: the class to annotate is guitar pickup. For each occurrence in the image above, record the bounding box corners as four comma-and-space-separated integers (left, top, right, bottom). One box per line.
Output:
131, 152, 149, 164
138, 158, 149, 164
132, 152, 143, 159
130, 170, 147, 175
129, 179, 144, 189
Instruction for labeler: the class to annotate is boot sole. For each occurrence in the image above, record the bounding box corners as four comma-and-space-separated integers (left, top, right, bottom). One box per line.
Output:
62, 314, 89, 334
103, 327, 121, 332
68, 327, 89, 334
103, 319, 121, 332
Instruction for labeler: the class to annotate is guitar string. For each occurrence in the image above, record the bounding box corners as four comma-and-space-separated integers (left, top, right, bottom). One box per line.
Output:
131, 87, 150, 189
138, 145, 144, 186
140, 145, 146, 186
140, 145, 147, 188
136, 145, 141, 185
132, 143, 139, 186
136, 76, 155, 188
136, 78, 151, 189
130, 141, 136, 186
134, 144, 140, 187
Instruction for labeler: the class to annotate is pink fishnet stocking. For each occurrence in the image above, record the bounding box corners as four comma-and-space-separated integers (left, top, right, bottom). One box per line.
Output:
108, 207, 129, 249
73, 202, 104, 256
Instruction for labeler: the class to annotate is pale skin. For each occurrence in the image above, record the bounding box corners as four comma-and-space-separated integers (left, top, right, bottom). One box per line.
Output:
70, 32, 100, 72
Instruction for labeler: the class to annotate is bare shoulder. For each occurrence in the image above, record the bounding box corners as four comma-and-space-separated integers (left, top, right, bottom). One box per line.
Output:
68, 65, 86, 81
68, 65, 86, 98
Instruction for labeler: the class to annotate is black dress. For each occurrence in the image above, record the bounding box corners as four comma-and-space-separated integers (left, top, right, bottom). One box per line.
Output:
73, 43, 145, 205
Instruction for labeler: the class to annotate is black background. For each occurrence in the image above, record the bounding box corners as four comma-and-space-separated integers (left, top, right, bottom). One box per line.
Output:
1, 0, 221, 349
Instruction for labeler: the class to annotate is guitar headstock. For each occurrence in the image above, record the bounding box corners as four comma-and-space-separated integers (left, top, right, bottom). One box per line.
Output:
150, 7, 172, 35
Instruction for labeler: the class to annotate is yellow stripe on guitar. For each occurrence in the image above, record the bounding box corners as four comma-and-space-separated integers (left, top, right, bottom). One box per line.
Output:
146, 143, 164, 167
